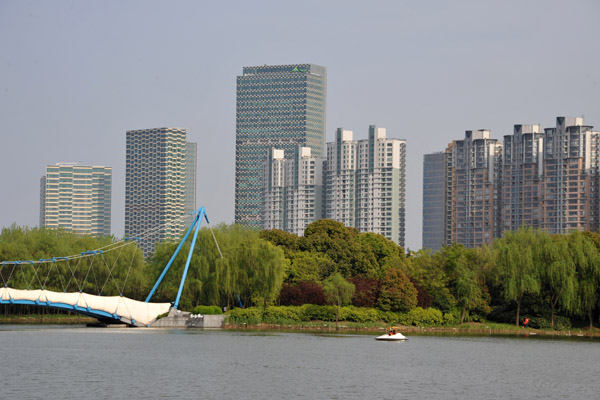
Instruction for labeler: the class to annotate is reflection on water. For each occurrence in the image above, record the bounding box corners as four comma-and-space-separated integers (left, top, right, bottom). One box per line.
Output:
1, 325, 599, 399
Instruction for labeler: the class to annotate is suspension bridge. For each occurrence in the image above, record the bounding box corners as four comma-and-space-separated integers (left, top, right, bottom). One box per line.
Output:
0, 207, 219, 327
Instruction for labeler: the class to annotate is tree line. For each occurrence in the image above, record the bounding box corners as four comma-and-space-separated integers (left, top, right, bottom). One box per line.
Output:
2, 222, 600, 329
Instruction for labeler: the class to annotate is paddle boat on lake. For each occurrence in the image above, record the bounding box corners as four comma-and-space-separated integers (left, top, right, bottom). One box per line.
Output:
375, 327, 408, 341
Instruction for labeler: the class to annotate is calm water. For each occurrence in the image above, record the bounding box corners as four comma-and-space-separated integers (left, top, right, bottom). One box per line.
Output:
1, 325, 599, 399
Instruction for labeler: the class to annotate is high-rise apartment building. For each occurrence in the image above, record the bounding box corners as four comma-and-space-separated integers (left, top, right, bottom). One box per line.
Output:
424, 116, 599, 250
325, 128, 357, 229
40, 163, 112, 236
447, 130, 502, 248
501, 124, 544, 234
541, 117, 599, 234
262, 146, 325, 236
262, 149, 286, 231
125, 127, 196, 257
235, 63, 327, 228
325, 126, 406, 246
422, 152, 446, 251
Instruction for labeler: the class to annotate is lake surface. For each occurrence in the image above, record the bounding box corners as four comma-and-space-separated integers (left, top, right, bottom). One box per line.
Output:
1, 325, 599, 399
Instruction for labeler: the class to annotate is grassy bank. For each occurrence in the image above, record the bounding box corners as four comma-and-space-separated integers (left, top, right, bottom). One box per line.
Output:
0, 313, 95, 325
224, 320, 600, 338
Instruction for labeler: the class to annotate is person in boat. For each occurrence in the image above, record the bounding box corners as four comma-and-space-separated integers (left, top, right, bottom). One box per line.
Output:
523, 317, 530, 328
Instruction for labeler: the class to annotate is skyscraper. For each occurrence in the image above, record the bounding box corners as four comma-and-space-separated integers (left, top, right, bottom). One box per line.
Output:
125, 127, 196, 257
325, 126, 406, 246
40, 163, 112, 236
185, 142, 198, 227
422, 152, 446, 251
235, 63, 327, 228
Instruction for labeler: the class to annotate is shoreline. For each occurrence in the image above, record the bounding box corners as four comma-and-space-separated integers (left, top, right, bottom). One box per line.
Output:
2, 315, 599, 338
224, 322, 600, 338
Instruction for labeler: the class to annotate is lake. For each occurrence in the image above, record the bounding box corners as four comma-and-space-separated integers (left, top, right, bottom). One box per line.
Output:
1, 325, 599, 399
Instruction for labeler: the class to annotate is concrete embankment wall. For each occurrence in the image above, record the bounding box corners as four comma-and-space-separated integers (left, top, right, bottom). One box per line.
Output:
150, 308, 225, 328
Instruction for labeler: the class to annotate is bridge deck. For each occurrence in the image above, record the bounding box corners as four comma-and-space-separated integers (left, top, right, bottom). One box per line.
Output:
0, 287, 171, 326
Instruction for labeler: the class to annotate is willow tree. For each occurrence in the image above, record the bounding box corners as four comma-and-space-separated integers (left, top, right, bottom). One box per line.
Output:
539, 234, 576, 329
237, 238, 286, 309
323, 272, 355, 325
572, 232, 600, 329
493, 227, 543, 326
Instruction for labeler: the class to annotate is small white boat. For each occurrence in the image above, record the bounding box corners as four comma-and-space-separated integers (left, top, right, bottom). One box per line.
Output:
375, 328, 408, 341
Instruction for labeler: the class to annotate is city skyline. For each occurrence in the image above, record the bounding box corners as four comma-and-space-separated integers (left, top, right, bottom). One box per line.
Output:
2, 1, 599, 251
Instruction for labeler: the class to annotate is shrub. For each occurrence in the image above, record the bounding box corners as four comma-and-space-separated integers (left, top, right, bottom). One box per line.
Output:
378, 310, 401, 324
399, 307, 444, 327
191, 305, 222, 315
339, 306, 380, 323
298, 281, 326, 305
443, 311, 459, 325
279, 281, 326, 306
529, 315, 571, 330
301, 304, 337, 321
262, 306, 309, 323
279, 284, 303, 306
226, 307, 263, 324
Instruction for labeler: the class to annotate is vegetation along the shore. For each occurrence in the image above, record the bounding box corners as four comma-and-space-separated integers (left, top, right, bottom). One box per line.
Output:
1, 221, 600, 333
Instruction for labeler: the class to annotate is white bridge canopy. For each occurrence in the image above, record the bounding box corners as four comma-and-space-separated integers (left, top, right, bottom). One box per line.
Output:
0, 287, 171, 326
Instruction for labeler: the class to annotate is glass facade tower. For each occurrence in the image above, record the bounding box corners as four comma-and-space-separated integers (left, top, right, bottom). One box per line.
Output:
422, 152, 446, 251
235, 63, 327, 228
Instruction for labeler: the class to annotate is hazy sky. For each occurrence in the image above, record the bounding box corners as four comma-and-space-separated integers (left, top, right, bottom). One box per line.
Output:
1, 0, 599, 250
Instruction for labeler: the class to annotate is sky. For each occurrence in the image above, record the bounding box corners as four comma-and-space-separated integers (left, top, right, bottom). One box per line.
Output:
1, 0, 599, 251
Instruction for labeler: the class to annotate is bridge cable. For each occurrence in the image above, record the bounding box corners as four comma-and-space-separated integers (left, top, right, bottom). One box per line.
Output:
18, 262, 34, 290
0, 264, 8, 287
209, 223, 224, 259
98, 246, 127, 296
43, 260, 66, 292
27, 261, 44, 290
80, 253, 98, 292
5, 262, 18, 287
90, 257, 101, 295
120, 243, 138, 297
62, 258, 77, 292
65, 257, 83, 292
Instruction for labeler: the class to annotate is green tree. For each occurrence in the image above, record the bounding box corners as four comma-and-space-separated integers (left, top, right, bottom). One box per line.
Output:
493, 227, 543, 326
238, 238, 286, 309
322, 272, 355, 325
284, 251, 333, 284
300, 219, 376, 278
573, 232, 600, 329
406, 248, 456, 312
539, 234, 577, 329
376, 267, 418, 313
259, 229, 299, 258
356, 232, 406, 278
443, 244, 492, 324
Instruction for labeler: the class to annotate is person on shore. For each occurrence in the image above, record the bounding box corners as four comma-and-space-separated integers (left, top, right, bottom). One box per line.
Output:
523, 317, 530, 328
